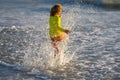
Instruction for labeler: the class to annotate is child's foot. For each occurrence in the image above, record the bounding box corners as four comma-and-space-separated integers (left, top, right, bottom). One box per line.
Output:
54, 50, 59, 58
54, 53, 60, 63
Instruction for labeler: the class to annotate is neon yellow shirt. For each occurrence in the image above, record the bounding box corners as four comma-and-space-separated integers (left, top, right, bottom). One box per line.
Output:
49, 16, 65, 38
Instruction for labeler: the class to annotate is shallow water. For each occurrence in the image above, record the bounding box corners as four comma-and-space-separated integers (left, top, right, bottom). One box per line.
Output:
0, 0, 120, 80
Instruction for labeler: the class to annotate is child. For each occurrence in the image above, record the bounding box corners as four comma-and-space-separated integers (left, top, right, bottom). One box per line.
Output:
49, 4, 70, 57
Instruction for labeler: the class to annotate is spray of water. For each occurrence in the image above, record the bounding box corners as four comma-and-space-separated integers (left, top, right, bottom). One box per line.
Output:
22, 5, 76, 70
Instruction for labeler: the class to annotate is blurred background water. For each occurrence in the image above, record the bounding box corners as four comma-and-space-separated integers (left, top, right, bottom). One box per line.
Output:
0, 0, 120, 80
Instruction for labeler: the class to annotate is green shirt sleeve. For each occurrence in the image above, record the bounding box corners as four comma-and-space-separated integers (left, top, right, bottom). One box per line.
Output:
56, 16, 65, 32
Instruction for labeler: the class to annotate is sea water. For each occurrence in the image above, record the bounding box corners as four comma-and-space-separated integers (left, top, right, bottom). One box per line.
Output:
0, 0, 120, 80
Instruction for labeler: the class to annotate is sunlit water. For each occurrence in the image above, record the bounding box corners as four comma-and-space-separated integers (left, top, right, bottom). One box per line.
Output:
0, 0, 120, 80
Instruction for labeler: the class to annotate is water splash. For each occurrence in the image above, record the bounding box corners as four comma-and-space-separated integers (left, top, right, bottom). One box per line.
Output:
22, 32, 74, 69
22, 5, 76, 69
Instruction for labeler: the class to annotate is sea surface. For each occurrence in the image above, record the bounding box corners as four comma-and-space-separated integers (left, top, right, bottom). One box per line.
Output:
0, 0, 120, 80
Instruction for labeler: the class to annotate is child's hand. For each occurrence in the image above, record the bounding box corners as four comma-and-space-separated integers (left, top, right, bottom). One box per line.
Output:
65, 30, 71, 34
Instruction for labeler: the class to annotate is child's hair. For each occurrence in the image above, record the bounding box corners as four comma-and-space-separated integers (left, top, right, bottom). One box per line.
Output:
50, 4, 62, 16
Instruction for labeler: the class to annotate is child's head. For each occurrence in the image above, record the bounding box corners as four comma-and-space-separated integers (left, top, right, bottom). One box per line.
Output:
50, 4, 62, 16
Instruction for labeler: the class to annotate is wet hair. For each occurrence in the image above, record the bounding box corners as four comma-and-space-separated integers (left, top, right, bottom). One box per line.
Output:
50, 4, 62, 16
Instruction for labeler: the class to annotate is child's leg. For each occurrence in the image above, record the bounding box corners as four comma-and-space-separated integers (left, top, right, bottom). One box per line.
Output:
51, 34, 66, 57
51, 41, 60, 57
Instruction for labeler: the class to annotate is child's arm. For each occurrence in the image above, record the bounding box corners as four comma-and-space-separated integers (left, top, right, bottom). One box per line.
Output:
57, 16, 71, 34
58, 26, 71, 34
